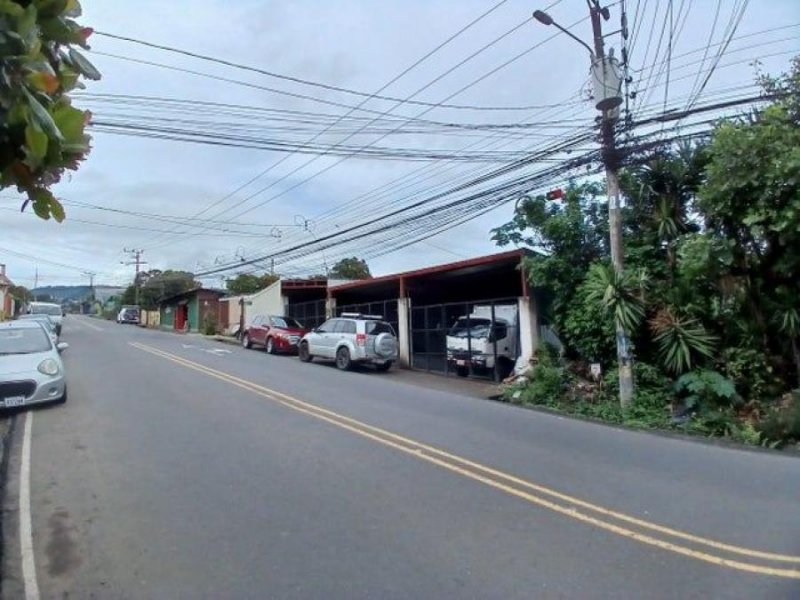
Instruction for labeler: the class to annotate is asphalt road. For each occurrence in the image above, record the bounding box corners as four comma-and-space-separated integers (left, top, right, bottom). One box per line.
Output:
2, 315, 799, 599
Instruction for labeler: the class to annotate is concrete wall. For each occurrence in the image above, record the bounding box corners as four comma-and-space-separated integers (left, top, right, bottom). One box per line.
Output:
140, 309, 161, 328
160, 304, 175, 329
517, 295, 540, 365
247, 280, 284, 323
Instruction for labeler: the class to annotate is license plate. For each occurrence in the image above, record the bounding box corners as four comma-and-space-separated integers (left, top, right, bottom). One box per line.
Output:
456, 359, 466, 366
2, 396, 25, 408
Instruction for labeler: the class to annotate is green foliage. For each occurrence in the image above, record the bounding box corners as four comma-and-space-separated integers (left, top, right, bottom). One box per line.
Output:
491, 59, 799, 444
508, 348, 571, 406
562, 277, 616, 364
328, 257, 371, 280
674, 369, 737, 411
650, 308, 716, 374
717, 347, 782, 402
119, 270, 197, 309
202, 314, 219, 336
226, 273, 279, 295
492, 182, 608, 355
8, 283, 32, 303
583, 262, 646, 334
757, 392, 800, 447
0, 0, 100, 221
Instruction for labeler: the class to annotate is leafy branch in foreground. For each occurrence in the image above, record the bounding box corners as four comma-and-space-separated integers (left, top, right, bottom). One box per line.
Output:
0, 0, 101, 221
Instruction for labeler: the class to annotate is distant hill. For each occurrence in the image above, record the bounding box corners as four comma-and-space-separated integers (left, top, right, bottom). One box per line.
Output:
31, 285, 124, 303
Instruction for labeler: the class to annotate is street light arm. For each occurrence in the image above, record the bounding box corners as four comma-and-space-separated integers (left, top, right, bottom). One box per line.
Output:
532, 10, 594, 58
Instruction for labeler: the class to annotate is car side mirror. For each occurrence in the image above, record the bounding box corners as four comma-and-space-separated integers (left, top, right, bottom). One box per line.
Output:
57, 342, 69, 353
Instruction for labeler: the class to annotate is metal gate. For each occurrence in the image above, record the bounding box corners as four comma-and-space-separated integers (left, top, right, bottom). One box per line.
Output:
286, 299, 327, 330
337, 300, 399, 334
411, 297, 520, 381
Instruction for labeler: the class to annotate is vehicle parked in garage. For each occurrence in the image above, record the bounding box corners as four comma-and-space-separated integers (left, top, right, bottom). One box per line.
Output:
16, 314, 59, 343
446, 305, 518, 378
0, 321, 68, 409
242, 315, 308, 354
28, 301, 64, 335
298, 313, 397, 371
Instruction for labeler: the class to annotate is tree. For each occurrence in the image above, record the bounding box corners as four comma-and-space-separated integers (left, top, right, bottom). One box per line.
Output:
226, 273, 279, 295
9, 284, 32, 303
0, 0, 100, 222
120, 270, 197, 309
492, 182, 610, 360
328, 257, 371, 280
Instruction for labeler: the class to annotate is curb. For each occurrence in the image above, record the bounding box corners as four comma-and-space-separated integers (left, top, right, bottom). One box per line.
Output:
210, 335, 241, 347
494, 398, 800, 457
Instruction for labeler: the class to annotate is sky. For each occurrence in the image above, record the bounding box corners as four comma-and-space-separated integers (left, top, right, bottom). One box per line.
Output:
1, 0, 798, 289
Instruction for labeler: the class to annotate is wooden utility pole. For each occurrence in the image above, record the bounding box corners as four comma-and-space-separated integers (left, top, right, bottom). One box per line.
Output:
589, 1, 634, 407
121, 248, 147, 305
533, 1, 634, 407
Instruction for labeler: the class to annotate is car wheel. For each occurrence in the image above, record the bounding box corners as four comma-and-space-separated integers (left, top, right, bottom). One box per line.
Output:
266, 337, 276, 354
242, 333, 252, 349
375, 361, 392, 372
298, 342, 313, 362
335, 347, 352, 371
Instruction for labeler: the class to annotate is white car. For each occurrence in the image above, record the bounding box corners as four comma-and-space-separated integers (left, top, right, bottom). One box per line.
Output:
28, 301, 64, 335
298, 314, 398, 371
0, 321, 68, 409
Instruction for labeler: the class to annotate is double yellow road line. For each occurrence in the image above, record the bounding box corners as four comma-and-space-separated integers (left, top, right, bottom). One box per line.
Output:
130, 341, 800, 579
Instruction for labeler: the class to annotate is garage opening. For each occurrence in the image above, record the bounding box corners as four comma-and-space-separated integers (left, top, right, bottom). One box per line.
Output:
412, 297, 520, 381
286, 299, 326, 330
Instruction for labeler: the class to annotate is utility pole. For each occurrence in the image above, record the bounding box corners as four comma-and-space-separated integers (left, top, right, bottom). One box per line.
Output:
84, 271, 96, 314
533, 2, 634, 408
33, 267, 38, 290
121, 248, 147, 306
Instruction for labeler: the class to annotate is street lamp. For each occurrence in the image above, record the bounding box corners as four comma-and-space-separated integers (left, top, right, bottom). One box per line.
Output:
532, 10, 595, 57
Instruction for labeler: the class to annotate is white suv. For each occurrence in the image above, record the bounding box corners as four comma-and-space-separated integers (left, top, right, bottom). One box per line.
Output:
298, 314, 398, 372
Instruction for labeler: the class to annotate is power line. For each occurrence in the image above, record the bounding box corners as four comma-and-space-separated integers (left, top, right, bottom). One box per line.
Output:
140, 0, 529, 250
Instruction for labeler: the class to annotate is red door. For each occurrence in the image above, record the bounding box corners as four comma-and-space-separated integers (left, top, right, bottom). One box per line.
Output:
174, 305, 187, 331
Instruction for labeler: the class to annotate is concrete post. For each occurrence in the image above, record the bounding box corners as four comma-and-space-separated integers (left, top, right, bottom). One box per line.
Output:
325, 296, 337, 319
397, 297, 411, 368
517, 295, 540, 365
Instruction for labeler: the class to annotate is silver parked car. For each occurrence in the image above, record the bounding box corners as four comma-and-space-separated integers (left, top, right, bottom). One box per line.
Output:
28, 301, 64, 335
16, 314, 59, 343
298, 313, 398, 371
0, 321, 68, 409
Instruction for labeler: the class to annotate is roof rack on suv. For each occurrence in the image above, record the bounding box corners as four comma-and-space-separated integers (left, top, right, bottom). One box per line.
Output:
339, 312, 384, 320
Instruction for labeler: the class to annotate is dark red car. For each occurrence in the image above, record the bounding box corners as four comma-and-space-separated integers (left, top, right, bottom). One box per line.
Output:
241, 315, 308, 354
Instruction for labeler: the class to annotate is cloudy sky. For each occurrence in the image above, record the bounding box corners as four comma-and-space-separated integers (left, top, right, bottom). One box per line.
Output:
1, 0, 797, 289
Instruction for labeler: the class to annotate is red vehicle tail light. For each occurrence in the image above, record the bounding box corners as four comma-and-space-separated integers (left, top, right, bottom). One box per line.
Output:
356, 333, 367, 346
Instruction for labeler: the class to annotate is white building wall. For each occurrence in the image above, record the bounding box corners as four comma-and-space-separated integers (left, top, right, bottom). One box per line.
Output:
246, 280, 284, 323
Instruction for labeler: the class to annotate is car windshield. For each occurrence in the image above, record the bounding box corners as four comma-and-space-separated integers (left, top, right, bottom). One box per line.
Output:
0, 328, 52, 354
271, 317, 303, 329
19, 316, 55, 331
448, 318, 492, 339
31, 305, 62, 316
365, 321, 395, 335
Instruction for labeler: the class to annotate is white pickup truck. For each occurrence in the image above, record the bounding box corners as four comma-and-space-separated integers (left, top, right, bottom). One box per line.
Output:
446, 305, 518, 378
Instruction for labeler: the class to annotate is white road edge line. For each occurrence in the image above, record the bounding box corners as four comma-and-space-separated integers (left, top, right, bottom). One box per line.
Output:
20, 411, 40, 600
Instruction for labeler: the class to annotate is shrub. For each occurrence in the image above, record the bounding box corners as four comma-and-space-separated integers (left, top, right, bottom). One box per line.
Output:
718, 347, 784, 402
202, 315, 219, 336
758, 392, 800, 447
674, 369, 738, 411
562, 278, 617, 365
508, 347, 571, 406
650, 308, 716, 374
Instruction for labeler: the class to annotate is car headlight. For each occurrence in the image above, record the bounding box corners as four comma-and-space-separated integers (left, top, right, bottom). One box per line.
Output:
38, 358, 60, 376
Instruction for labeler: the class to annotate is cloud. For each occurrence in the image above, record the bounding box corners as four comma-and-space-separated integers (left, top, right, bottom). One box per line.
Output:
1, 0, 796, 287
